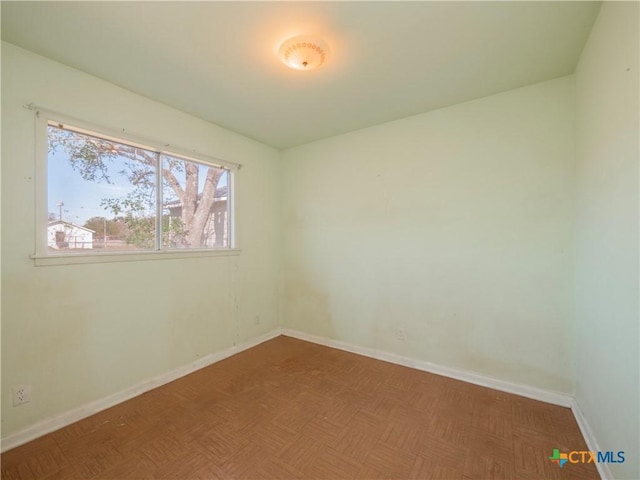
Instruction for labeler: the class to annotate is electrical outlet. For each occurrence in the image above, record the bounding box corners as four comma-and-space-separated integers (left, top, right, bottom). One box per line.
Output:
395, 328, 407, 341
12, 384, 32, 406
255, 315, 261, 325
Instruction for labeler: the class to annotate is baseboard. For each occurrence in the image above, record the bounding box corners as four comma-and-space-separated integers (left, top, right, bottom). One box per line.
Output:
281, 328, 573, 408
571, 399, 611, 480
0, 329, 281, 453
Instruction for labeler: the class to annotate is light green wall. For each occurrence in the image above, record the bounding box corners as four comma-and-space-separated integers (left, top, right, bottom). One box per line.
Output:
281, 76, 577, 393
574, 3, 639, 479
1, 42, 281, 437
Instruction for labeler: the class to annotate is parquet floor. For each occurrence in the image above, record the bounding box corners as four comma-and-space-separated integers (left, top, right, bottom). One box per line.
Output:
2, 336, 599, 480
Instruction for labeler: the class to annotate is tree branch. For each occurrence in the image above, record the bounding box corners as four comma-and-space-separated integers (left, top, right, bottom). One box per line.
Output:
114, 147, 156, 167
186, 167, 223, 247
162, 168, 185, 203
195, 168, 222, 219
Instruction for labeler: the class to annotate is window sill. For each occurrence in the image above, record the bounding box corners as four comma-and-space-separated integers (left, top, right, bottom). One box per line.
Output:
31, 248, 242, 266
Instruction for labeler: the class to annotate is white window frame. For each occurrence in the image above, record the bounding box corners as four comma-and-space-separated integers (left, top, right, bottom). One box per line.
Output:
32, 108, 240, 266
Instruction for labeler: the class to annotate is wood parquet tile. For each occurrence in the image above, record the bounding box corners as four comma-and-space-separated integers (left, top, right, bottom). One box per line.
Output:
2, 336, 600, 479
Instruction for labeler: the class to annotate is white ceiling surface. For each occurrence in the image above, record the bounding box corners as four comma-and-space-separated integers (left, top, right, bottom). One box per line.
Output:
2, 2, 600, 149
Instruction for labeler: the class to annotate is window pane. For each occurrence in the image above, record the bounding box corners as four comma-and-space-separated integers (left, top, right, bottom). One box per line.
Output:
47, 125, 157, 252
162, 154, 229, 249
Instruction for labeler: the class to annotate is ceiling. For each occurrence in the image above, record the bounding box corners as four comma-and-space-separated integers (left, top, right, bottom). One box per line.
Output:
2, 1, 600, 149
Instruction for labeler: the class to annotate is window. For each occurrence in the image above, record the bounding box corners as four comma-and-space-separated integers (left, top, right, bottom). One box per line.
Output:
36, 114, 236, 263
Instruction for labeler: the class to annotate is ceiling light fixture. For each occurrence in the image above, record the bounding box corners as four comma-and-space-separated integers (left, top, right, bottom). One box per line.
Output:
278, 36, 329, 71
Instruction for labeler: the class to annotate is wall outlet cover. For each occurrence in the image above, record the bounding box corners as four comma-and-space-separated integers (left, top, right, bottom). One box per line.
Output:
396, 328, 407, 341
12, 385, 32, 407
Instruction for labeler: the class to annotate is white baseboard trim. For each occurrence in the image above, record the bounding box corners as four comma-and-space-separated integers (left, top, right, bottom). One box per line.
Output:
281, 328, 573, 408
0, 329, 281, 453
571, 399, 610, 480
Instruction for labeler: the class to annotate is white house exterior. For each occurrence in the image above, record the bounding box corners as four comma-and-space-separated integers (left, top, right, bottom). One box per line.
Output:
47, 221, 94, 249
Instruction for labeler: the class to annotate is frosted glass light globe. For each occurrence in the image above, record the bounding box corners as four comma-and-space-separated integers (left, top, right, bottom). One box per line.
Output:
278, 36, 329, 71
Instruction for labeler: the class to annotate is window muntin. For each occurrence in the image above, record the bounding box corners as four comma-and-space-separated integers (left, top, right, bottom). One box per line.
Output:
46, 122, 232, 254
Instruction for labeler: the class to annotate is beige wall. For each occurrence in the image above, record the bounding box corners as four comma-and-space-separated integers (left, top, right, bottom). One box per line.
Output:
574, 3, 639, 479
281, 76, 576, 393
1, 42, 281, 437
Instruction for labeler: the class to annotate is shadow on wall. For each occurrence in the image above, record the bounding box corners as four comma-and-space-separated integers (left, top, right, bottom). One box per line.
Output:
284, 274, 336, 339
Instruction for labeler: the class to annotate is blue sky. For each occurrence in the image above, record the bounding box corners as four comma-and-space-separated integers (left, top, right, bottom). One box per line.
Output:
48, 149, 140, 225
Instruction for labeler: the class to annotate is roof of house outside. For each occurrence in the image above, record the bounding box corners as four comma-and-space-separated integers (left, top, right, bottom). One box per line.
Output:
47, 220, 96, 233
